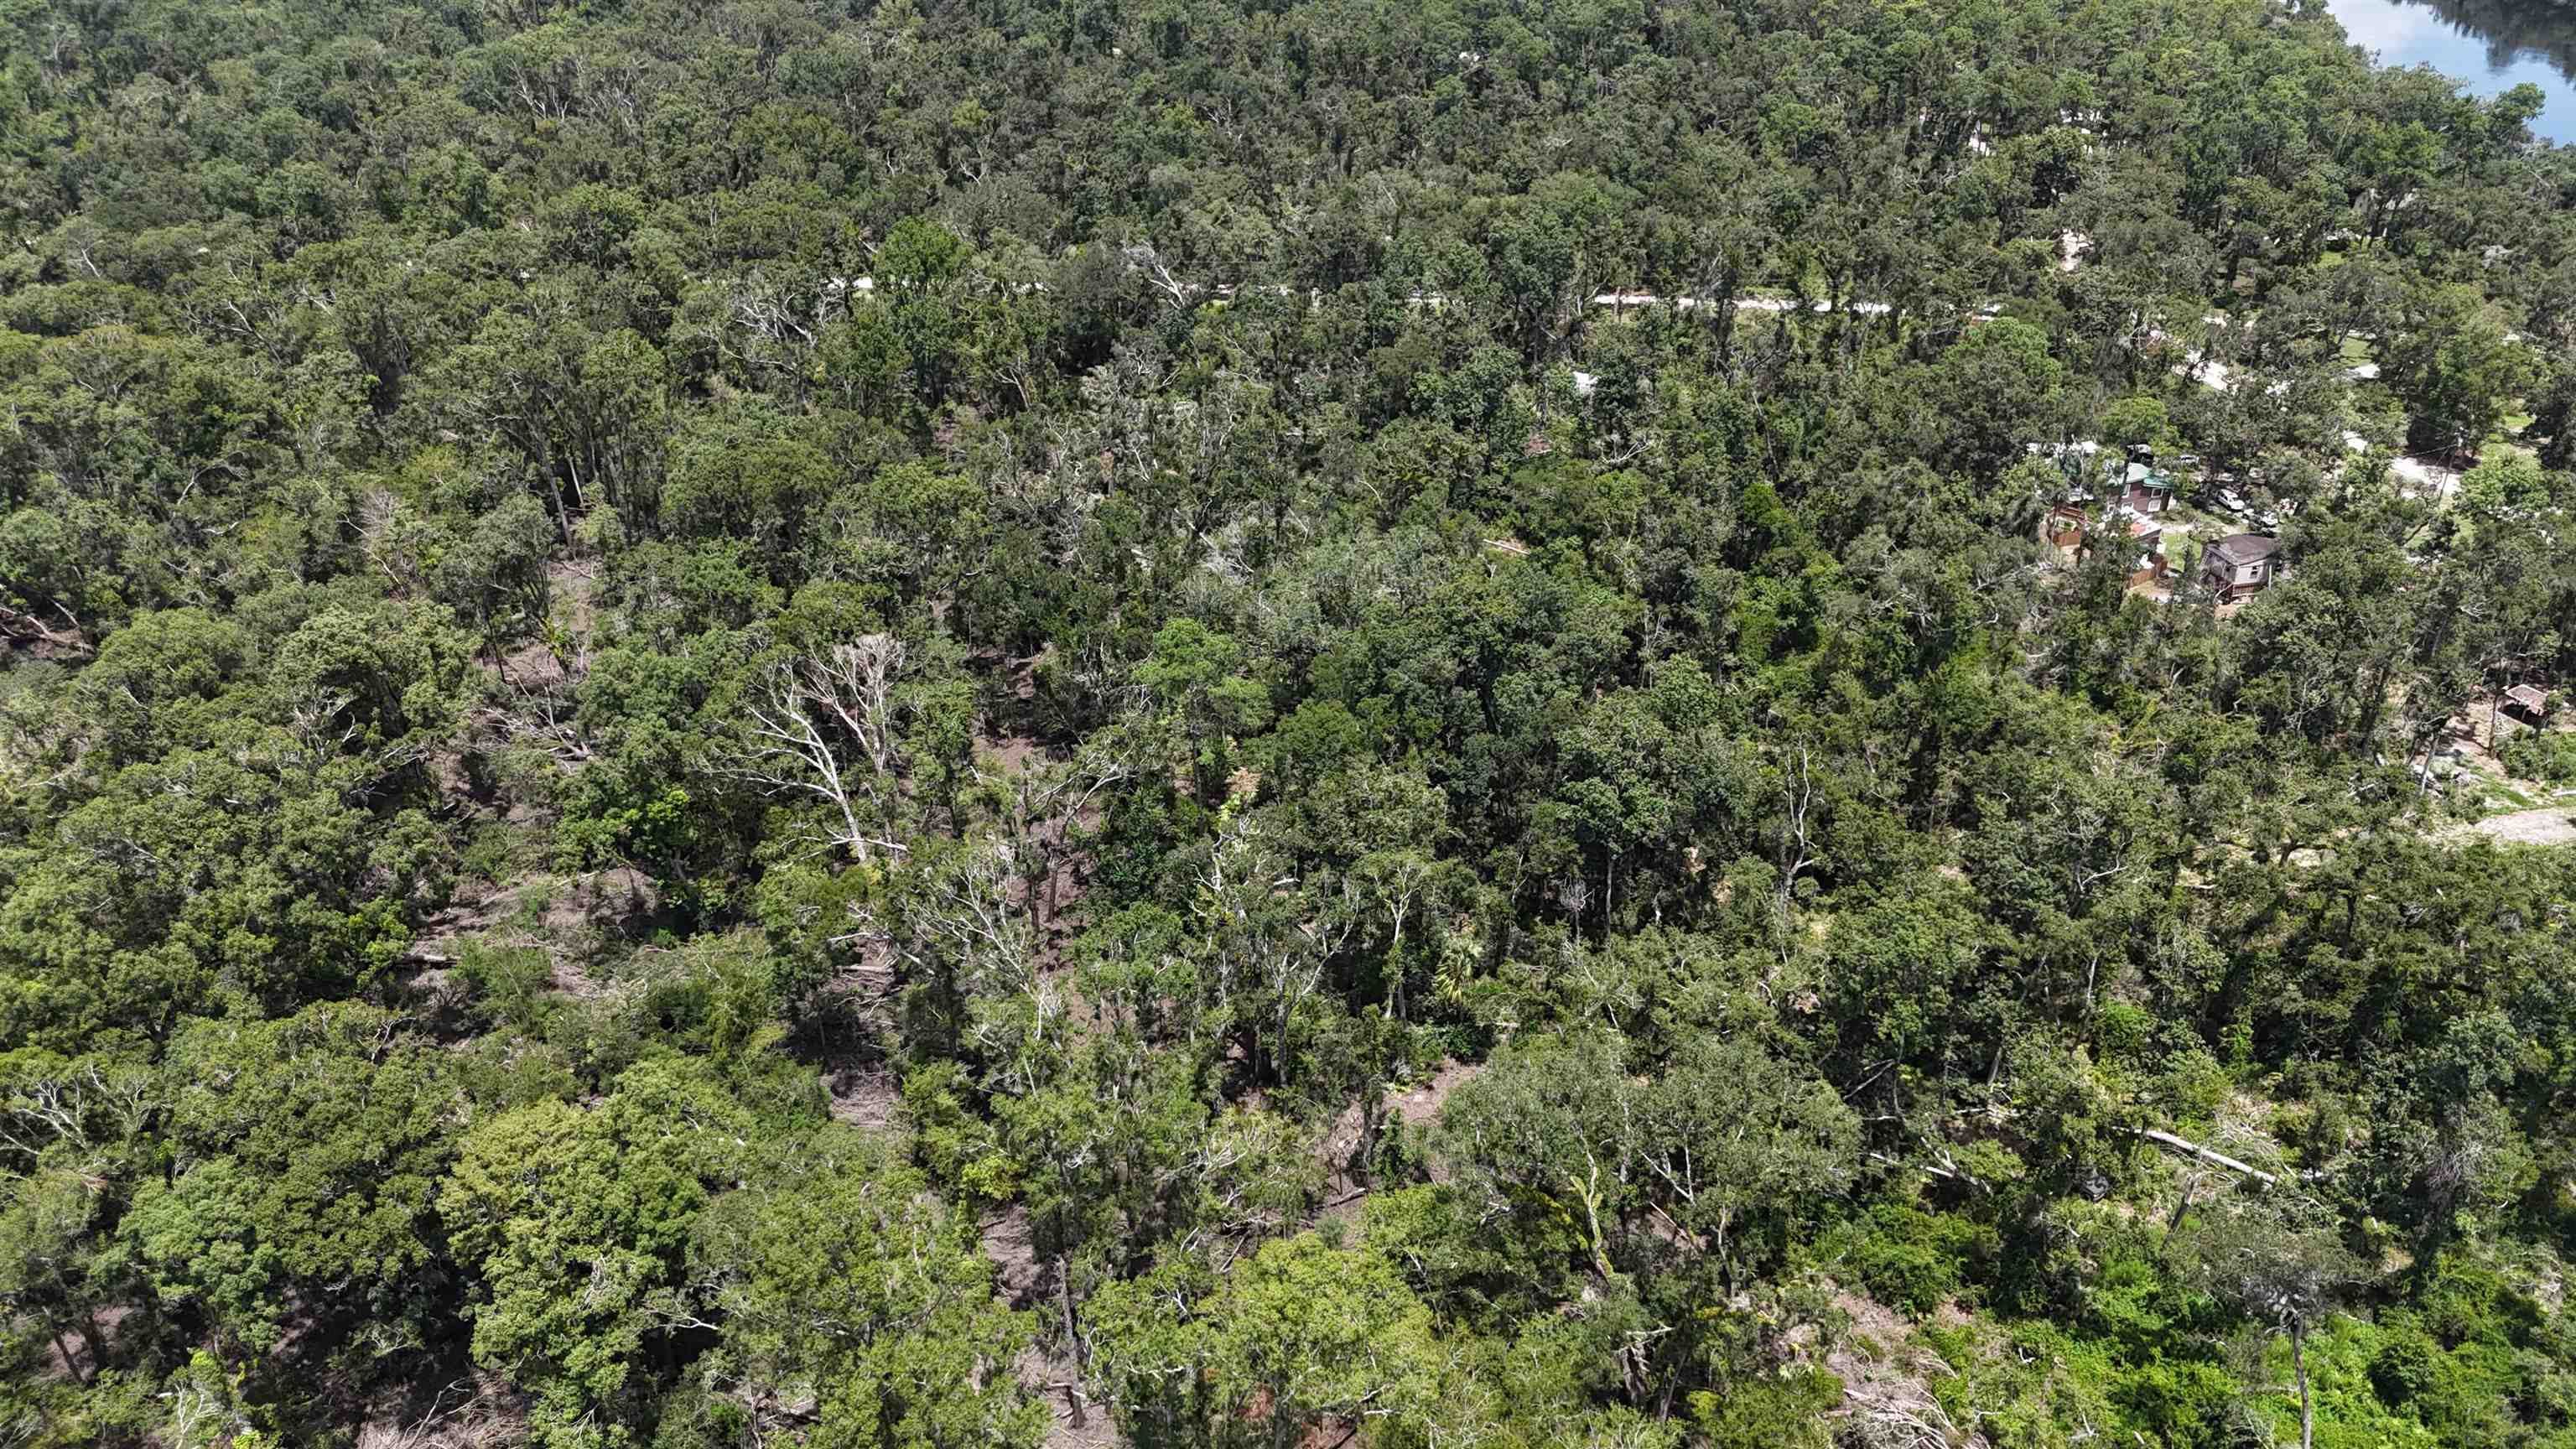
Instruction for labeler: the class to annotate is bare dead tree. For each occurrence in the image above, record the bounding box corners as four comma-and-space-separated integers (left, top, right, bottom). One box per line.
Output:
1121, 243, 1199, 309
0, 605, 93, 657
0, 1062, 158, 1170
714, 636, 912, 862
1769, 741, 1819, 968
895, 834, 1040, 1067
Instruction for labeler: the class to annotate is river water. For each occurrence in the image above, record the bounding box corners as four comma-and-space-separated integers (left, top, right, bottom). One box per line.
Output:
2325, 0, 2576, 141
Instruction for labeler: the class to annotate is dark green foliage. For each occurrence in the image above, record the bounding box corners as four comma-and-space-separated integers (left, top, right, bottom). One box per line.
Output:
6, 0, 2576, 1445
1826, 1202, 1997, 1320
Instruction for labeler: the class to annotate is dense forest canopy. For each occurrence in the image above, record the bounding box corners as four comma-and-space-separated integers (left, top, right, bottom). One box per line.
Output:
8, 0, 2576, 1445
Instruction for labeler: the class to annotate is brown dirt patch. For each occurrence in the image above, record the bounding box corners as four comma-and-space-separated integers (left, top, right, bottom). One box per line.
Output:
547, 558, 599, 639
402, 887, 523, 968
496, 637, 569, 692
355, 1372, 528, 1449
983, 733, 1047, 776
566, 865, 659, 935
1015, 1343, 1118, 1449
823, 1064, 901, 1131
1389, 1057, 1482, 1128
1822, 1290, 1989, 1449
1311, 1059, 1486, 1219
33, 1304, 127, 1383
981, 1204, 1047, 1308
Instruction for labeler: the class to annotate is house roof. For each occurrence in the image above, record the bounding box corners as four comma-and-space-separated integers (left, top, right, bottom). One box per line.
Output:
2207, 533, 2278, 567
2050, 500, 2161, 537
2506, 684, 2549, 713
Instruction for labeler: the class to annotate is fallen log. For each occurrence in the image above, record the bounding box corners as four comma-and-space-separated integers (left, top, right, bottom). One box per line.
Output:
2136, 1128, 2280, 1186
0, 607, 92, 657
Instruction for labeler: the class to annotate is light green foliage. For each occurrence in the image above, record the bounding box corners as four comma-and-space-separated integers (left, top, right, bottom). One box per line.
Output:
0, 1166, 112, 1384
116, 1160, 288, 1356
439, 1060, 756, 1447
2382, 280, 2537, 456
1919, 316, 2076, 479
0, 741, 449, 1047
1440, 1027, 1856, 1304
65, 608, 258, 768
1138, 619, 1272, 798
2101, 394, 2177, 454
1091, 1234, 1440, 1447
683, 1126, 1046, 1449
662, 422, 836, 584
